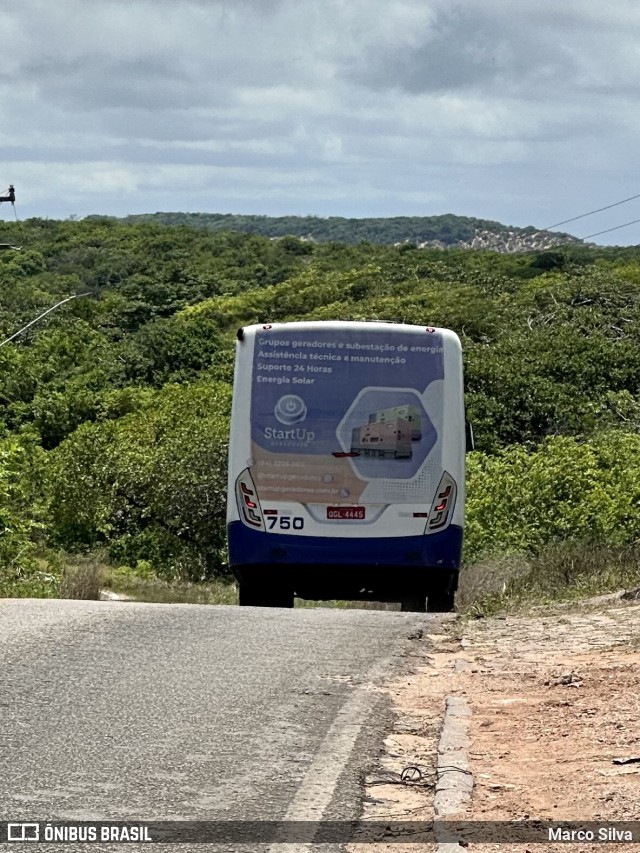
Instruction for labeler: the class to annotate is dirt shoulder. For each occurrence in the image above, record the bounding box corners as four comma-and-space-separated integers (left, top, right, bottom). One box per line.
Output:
353, 594, 640, 852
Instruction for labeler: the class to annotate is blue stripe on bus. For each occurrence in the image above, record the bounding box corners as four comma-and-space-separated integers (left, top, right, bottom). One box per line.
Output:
227, 522, 463, 569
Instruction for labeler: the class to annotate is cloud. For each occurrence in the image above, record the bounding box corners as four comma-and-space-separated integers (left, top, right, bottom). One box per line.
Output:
343, 1, 618, 97
1, 0, 640, 240
346, 8, 512, 94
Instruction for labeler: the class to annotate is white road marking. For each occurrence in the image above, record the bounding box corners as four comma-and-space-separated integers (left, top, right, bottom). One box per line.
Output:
267, 657, 394, 852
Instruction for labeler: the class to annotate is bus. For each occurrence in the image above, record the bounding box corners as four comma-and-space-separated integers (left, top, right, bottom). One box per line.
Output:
226, 320, 468, 611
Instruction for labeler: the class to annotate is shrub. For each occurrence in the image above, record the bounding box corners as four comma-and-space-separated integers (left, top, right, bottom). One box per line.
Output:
47, 381, 232, 581
58, 555, 104, 600
465, 430, 640, 563
0, 436, 50, 597
459, 539, 640, 616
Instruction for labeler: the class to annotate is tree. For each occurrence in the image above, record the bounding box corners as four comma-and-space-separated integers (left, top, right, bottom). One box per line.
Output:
47, 382, 232, 580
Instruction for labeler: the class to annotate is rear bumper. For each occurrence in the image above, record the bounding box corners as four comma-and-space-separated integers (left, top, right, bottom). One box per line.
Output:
228, 521, 462, 600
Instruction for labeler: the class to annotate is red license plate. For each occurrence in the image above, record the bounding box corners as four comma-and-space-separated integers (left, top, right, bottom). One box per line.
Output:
327, 506, 366, 520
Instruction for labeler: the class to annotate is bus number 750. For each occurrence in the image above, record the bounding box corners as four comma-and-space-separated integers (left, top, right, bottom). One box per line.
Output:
267, 516, 304, 531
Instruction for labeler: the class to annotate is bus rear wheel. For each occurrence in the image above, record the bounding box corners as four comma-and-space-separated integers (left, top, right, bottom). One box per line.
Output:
426, 589, 455, 612
238, 578, 294, 608
426, 572, 457, 612
400, 592, 427, 612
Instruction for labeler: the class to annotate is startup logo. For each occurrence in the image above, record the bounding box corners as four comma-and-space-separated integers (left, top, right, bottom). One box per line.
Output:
267, 395, 315, 444
274, 394, 307, 425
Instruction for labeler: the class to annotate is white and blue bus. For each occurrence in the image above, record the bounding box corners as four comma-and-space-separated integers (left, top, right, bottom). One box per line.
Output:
226, 321, 468, 611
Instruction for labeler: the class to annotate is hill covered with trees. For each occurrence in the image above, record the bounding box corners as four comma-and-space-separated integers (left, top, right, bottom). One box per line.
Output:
0, 215, 639, 602
102, 211, 579, 251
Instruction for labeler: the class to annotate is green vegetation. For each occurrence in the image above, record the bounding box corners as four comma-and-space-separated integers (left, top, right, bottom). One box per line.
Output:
106, 211, 575, 247
465, 431, 640, 561
48, 381, 231, 580
102, 563, 238, 605
0, 214, 639, 605
457, 541, 640, 617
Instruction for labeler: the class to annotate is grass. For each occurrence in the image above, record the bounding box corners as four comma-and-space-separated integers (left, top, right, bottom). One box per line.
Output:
103, 565, 238, 605
58, 554, 104, 600
2, 552, 105, 600
456, 552, 530, 612
104, 564, 399, 608
458, 539, 640, 617
103, 561, 400, 608
0, 557, 59, 599
7, 541, 639, 616
294, 599, 399, 610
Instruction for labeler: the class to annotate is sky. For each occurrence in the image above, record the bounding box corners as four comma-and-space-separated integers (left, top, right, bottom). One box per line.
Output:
2, 0, 640, 244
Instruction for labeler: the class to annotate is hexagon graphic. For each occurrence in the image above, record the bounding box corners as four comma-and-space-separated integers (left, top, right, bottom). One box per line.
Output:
337, 388, 437, 480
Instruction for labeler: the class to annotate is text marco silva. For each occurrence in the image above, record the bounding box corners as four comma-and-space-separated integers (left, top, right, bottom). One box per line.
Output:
549, 827, 634, 842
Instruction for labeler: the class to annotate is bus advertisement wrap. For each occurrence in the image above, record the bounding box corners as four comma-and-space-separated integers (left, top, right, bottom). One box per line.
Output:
227, 321, 466, 609
250, 327, 445, 507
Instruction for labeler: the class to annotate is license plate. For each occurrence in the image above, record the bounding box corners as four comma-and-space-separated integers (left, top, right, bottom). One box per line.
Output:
327, 507, 366, 520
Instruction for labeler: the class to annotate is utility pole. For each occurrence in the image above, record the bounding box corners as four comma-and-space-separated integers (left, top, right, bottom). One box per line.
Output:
0, 184, 20, 249
0, 185, 15, 204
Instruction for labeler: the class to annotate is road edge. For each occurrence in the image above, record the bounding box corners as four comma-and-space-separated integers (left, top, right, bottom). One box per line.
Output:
434, 694, 473, 852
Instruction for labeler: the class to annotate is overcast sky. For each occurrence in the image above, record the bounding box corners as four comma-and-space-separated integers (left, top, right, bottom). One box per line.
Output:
2, 0, 640, 244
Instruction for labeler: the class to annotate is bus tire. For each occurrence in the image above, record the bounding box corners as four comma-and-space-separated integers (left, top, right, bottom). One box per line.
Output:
238, 579, 294, 608
426, 589, 455, 613
400, 592, 427, 612
270, 587, 295, 608
238, 580, 262, 607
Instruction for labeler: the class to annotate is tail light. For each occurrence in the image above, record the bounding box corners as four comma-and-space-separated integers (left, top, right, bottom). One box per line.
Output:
236, 469, 264, 530
425, 472, 457, 534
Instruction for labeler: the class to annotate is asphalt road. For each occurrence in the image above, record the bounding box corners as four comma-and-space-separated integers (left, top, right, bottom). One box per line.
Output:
0, 599, 432, 850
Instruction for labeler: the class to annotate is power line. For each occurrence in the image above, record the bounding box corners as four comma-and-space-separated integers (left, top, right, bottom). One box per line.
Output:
463, 189, 640, 251
581, 217, 640, 241
0, 293, 92, 349
545, 192, 640, 231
